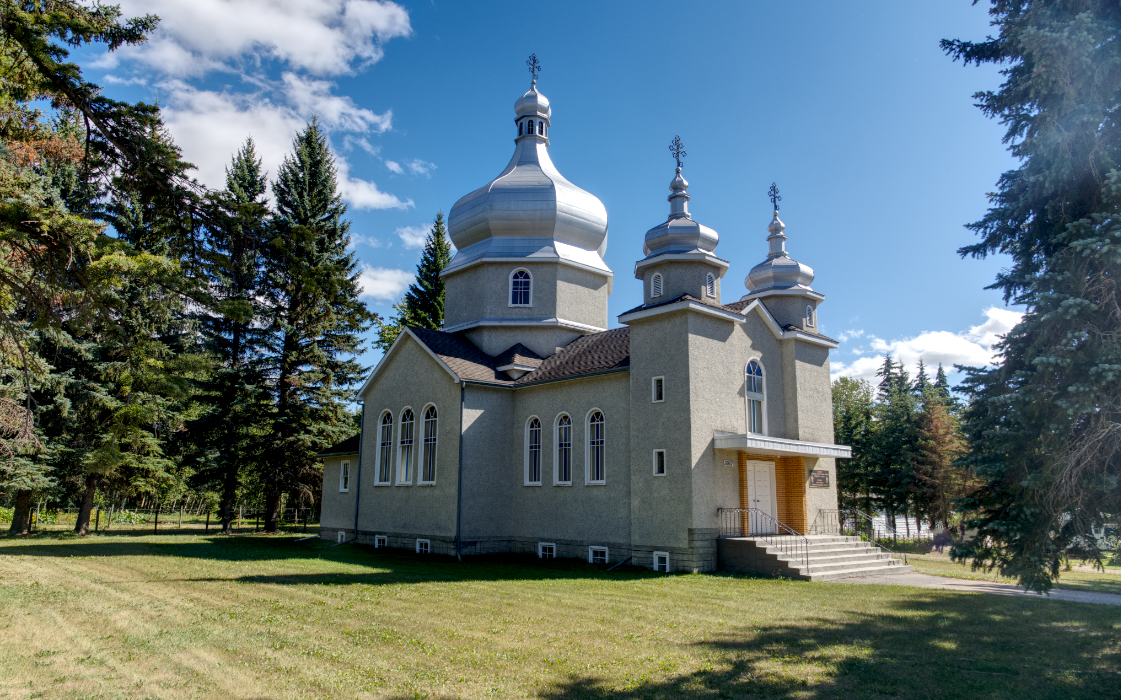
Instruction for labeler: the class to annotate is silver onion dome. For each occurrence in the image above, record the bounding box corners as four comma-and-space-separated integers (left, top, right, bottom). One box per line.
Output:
744, 210, 815, 293
446, 80, 608, 272
642, 166, 719, 257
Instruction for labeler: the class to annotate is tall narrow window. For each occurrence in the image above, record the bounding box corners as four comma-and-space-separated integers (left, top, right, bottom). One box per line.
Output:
518, 121, 523, 136
651, 273, 663, 298
537, 120, 544, 135
526, 417, 542, 485
556, 414, 572, 484
805, 305, 815, 327
706, 273, 716, 298
340, 461, 350, 492
421, 406, 437, 484
653, 450, 666, 476
397, 408, 415, 484
377, 412, 393, 484
587, 410, 605, 484
510, 269, 531, 306
652, 376, 665, 403
528, 119, 535, 135
746, 360, 765, 435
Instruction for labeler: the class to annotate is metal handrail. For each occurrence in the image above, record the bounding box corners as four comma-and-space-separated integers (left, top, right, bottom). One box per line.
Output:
717, 508, 810, 569
810, 509, 908, 564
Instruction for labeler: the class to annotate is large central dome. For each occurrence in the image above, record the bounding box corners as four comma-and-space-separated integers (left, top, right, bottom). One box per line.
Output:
446, 81, 609, 275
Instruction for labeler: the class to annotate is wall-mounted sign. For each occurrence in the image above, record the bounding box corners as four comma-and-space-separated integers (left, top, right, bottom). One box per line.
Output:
809, 470, 830, 488
723, 460, 734, 467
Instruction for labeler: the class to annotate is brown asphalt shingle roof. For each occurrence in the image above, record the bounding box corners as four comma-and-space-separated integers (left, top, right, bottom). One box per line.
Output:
516, 327, 630, 385
493, 343, 544, 369
406, 326, 512, 385
316, 434, 360, 457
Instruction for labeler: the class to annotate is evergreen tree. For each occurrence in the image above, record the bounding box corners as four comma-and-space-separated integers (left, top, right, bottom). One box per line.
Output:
262, 119, 373, 532
913, 359, 931, 395
832, 377, 876, 512
933, 363, 954, 407
374, 212, 452, 351
944, 0, 1121, 591
870, 355, 920, 527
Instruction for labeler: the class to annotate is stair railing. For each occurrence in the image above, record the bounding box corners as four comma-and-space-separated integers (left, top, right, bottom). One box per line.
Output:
810, 509, 908, 565
717, 508, 810, 569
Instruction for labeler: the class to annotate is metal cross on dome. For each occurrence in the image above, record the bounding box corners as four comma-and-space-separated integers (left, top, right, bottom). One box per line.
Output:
769, 182, 781, 211
669, 135, 686, 169
527, 53, 541, 83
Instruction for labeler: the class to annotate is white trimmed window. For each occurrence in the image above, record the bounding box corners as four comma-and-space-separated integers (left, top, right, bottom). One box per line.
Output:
538, 542, 555, 559
653, 450, 666, 476
586, 410, 605, 484
589, 546, 608, 565
376, 411, 393, 484
525, 417, 542, 485
805, 304, 815, 327
651, 273, 663, 298
653, 551, 670, 572
339, 460, 350, 492
746, 360, 766, 435
652, 376, 664, 403
416, 539, 430, 554
374, 535, 387, 548
706, 273, 716, 298
337, 531, 346, 544
510, 269, 532, 306
555, 414, 572, 484
420, 405, 438, 484
397, 408, 415, 484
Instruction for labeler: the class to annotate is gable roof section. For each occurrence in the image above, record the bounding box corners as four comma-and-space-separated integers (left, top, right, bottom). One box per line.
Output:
405, 326, 513, 384
516, 327, 630, 385
316, 434, 360, 457
493, 343, 544, 370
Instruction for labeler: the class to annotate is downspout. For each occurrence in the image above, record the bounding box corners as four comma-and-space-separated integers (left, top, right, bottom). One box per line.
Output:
351, 400, 365, 543
455, 380, 466, 561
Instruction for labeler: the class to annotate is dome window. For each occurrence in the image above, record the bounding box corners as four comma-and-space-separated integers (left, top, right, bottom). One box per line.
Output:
518, 121, 523, 136
528, 120, 535, 136
706, 273, 716, 298
537, 121, 544, 135
651, 273, 663, 298
510, 269, 532, 306
805, 305, 815, 327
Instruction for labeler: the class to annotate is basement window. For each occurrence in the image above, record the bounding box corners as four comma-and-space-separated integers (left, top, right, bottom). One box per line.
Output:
538, 542, 556, 559
374, 535, 387, 548
416, 539, 430, 554
589, 546, 608, 565
653, 551, 670, 573
337, 531, 346, 544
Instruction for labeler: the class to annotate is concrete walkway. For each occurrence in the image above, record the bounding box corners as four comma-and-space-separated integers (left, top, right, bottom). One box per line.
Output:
834, 571, 1121, 606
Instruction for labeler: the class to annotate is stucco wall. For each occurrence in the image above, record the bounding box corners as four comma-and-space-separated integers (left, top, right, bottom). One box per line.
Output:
320, 454, 359, 540
640, 259, 725, 307
760, 294, 819, 331
459, 384, 514, 541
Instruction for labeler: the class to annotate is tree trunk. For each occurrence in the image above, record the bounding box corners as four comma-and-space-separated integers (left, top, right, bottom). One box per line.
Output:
219, 460, 239, 535
264, 485, 282, 533
9, 490, 32, 535
74, 474, 97, 535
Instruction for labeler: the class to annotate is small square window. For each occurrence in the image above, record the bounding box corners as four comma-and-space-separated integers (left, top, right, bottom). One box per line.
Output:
653, 551, 670, 573
589, 546, 608, 565
653, 449, 666, 476
339, 461, 350, 492
374, 535, 387, 548
416, 539, 430, 554
538, 542, 556, 559
652, 376, 664, 403
337, 531, 346, 544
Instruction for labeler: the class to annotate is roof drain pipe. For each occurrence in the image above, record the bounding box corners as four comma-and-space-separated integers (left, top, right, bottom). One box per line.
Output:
349, 400, 366, 545
455, 380, 466, 561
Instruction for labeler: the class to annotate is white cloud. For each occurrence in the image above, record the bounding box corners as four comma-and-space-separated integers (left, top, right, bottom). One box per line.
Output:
406, 159, 436, 176
384, 160, 403, 174
831, 307, 1024, 384
280, 73, 392, 132
358, 265, 413, 302
336, 159, 413, 210
343, 135, 380, 156
395, 225, 429, 249
348, 234, 384, 249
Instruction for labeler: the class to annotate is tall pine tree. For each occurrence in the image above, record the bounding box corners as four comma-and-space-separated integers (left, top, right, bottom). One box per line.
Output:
374, 212, 452, 351
262, 120, 373, 532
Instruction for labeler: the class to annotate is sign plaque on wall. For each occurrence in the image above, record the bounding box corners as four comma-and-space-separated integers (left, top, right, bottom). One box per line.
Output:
723, 460, 734, 467
809, 470, 830, 488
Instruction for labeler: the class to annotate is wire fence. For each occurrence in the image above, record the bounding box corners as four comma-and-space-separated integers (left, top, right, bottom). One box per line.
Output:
9, 507, 320, 534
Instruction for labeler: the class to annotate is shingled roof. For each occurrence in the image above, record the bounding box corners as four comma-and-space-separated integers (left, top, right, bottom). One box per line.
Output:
516, 327, 630, 385
621, 293, 751, 317
316, 434, 360, 457
493, 343, 544, 369
406, 326, 512, 384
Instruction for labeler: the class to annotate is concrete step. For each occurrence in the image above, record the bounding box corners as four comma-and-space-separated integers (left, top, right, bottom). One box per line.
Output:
805, 558, 904, 574
807, 563, 914, 582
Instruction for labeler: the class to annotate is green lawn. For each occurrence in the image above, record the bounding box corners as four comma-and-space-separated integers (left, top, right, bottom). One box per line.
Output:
0, 533, 1118, 699
907, 553, 1121, 595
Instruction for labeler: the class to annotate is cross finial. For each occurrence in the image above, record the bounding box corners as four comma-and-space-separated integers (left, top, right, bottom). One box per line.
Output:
669, 135, 686, 169
526, 53, 541, 85
768, 182, 781, 211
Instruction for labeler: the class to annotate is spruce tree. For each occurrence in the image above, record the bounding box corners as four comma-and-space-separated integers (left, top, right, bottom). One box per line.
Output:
832, 377, 876, 512
374, 212, 453, 351
945, 1, 1121, 590
913, 359, 931, 395
262, 119, 373, 532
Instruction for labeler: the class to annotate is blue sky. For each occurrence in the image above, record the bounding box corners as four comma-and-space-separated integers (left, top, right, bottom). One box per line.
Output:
80, 0, 1021, 384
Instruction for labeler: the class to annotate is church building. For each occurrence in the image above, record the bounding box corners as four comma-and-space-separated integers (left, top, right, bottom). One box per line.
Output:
319, 69, 866, 574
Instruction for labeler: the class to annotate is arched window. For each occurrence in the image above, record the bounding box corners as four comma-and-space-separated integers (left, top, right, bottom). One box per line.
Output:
706, 273, 716, 298
651, 273, 663, 298
805, 305, 815, 327
746, 361, 765, 435
537, 120, 544, 135
421, 405, 438, 484
587, 410, 605, 484
518, 121, 523, 136
397, 408, 415, 484
528, 120, 535, 135
525, 417, 542, 485
510, 269, 532, 306
377, 412, 393, 484
555, 414, 572, 484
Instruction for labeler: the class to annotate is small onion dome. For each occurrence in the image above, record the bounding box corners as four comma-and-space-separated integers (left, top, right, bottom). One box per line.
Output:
515, 80, 551, 118
744, 210, 815, 293
642, 166, 719, 256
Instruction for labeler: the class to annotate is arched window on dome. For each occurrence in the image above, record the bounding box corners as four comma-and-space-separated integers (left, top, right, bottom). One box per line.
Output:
706, 273, 716, 298
510, 269, 532, 307
805, 305, 815, 327
651, 273, 663, 298
745, 360, 766, 435
528, 120, 535, 136
537, 120, 544, 135
518, 121, 523, 136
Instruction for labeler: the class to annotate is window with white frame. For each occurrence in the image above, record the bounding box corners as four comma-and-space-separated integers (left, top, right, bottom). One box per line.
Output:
538, 542, 555, 559
746, 360, 766, 435
397, 408, 415, 484
420, 405, 438, 484
537, 121, 544, 135
510, 269, 532, 306
555, 414, 572, 484
706, 273, 716, 298
337, 531, 346, 544
653, 449, 666, 476
651, 273, 663, 298
652, 376, 664, 403
653, 551, 670, 572
587, 410, 605, 484
339, 461, 350, 492
525, 417, 542, 485
805, 304, 815, 327
416, 539, 430, 554
589, 546, 608, 564
374, 535, 387, 548
377, 412, 393, 484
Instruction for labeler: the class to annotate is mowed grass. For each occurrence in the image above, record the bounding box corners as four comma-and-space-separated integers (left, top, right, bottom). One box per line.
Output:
0, 534, 1118, 700
907, 553, 1121, 595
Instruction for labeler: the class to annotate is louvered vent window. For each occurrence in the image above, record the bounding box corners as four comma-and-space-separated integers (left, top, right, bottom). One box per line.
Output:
651, 273, 663, 298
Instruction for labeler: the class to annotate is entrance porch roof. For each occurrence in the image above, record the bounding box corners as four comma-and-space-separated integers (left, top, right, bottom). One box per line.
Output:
713, 431, 852, 459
